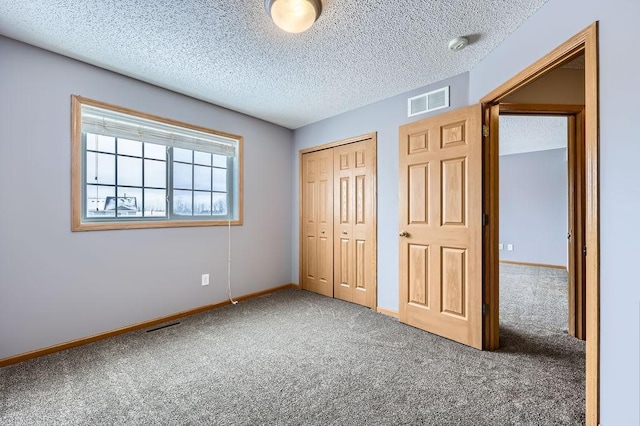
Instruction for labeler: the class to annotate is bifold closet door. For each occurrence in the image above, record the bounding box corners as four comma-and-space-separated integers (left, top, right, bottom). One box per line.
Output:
333, 139, 376, 309
301, 149, 334, 297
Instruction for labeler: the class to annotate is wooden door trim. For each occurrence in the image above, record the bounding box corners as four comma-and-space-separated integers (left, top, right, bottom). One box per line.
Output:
481, 22, 599, 425
568, 111, 587, 340
298, 132, 378, 310
299, 133, 377, 155
483, 103, 501, 350
377, 307, 399, 318
499, 103, 585, 115
480, 27, 590, 104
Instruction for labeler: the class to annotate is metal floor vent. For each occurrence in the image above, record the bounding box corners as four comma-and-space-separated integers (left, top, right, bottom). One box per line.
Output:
146, 321, 180, 332
408, 86, 450, 117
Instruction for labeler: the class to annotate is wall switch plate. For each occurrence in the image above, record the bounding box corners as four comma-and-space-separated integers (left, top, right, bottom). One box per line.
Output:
499, 243, 504, 250
507, 244, 514, 251
201, 274, 210, 286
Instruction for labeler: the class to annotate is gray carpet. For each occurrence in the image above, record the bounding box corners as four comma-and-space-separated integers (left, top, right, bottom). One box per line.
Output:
1, 264, 585, 425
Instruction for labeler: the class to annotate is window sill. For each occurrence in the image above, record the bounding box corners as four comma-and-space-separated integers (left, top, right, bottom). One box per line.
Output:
72, 218, 243, 232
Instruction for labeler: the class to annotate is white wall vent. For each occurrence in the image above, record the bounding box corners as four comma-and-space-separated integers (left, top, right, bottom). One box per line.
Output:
407, 86, 450, 117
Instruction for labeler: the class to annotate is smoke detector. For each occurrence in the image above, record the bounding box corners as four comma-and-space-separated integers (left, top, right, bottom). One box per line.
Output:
448, 37, 469, 52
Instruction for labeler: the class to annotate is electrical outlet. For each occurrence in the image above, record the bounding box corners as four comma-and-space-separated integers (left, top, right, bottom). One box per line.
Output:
498, 243, 504, 250
201, 274, 210, 286
507, 244, 514, 251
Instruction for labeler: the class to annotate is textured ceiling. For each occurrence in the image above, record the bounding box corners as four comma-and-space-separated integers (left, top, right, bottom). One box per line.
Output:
562, 54, 585, 70
499, 116, 567, 156
0, 0, 549, 129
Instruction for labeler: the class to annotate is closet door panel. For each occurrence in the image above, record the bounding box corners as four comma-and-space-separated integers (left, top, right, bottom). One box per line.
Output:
301, 150, 333, 297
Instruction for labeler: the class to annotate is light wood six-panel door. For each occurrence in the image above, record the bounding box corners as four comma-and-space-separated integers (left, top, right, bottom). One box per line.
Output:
333, 139, 376, 309
301, 149, 334, 297
399, 105, 483, 349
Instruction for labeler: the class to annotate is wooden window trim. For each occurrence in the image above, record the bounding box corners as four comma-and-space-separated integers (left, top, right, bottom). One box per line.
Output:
71, 95, 244, 231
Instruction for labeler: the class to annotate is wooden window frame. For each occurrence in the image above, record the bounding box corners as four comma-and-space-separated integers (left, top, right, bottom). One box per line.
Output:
71, 95, 244, 231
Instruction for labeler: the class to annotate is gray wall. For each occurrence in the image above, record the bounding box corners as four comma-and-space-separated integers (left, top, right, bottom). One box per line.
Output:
0, 37, 294, 360
468, 0, 640, 423
291, 73, 470, 311
499, 149, 567, 267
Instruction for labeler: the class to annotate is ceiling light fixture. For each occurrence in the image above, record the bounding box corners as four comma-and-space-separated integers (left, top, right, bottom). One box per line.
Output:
265, 0, 322, 34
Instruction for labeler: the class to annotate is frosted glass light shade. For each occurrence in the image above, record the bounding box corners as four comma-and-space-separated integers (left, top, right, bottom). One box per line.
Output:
265, 0, 322, 33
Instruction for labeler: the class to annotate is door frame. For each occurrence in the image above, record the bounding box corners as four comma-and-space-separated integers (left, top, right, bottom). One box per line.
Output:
298, 132, 378, 310
481, 23, 599, 425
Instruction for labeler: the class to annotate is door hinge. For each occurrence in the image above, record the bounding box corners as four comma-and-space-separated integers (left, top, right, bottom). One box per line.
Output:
482, 214, 489, 226
482, 303, 489, 316
482, 125, 489, 137
583, 246, 587, 257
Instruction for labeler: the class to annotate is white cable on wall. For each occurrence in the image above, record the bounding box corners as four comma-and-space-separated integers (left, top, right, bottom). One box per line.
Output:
228, 217, 238, 305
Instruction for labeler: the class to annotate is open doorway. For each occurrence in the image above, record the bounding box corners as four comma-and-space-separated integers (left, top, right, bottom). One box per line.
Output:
497, 103, 587, 343
481, 22, 599, 424
498, 113, 577, 341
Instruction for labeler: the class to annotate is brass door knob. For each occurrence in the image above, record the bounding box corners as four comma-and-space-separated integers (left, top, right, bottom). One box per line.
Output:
399, 230, 408, 237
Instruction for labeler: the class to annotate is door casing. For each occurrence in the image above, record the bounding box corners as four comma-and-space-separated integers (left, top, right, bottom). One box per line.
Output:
480, 22, 599, 426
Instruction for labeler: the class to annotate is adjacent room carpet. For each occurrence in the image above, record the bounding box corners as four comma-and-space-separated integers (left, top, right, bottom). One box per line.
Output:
1, 264, 585, 425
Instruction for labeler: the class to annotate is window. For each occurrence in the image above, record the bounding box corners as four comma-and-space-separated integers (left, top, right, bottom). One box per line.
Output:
72, 96, 243, 231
